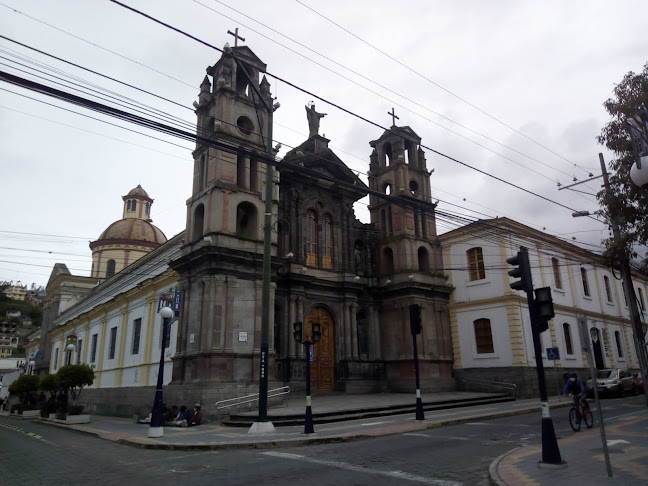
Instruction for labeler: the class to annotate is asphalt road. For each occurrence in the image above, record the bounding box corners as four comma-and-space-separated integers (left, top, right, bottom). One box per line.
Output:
1, 396, 645, 486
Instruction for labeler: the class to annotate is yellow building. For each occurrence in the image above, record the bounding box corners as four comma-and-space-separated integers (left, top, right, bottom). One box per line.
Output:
3, 286, 27, 301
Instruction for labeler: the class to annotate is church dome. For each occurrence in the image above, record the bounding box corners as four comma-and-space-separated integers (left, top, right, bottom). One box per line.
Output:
126, 184, 151, 199
94, 218, 167, 246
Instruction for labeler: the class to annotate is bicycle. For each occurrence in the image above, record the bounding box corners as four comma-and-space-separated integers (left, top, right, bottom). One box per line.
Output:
568, 394, 593, 431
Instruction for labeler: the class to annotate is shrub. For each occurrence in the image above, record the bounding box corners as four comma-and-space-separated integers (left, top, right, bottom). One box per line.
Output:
68, 404, 85, 415
8, 374, 40, 404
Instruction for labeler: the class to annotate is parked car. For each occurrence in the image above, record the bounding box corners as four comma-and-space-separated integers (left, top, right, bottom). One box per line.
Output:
631, 370, 645, 394
586, 368, 637, 397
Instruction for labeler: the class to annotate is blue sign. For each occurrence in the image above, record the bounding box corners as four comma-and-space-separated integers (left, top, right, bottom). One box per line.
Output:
309, 344, 314, 362
546, 347, 560, 360
173, 289, 182, 312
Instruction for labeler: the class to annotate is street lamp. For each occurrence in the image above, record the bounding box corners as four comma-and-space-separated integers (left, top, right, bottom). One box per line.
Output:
293, 321, 321, 435
148, 306, 174, 438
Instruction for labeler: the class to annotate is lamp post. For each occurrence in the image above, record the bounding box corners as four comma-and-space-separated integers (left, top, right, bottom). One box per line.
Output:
149, 306, 174, 438
293, 321, 321, 435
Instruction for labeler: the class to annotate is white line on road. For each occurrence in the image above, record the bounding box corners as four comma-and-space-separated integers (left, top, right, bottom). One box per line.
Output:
261, 451, 462, 486
404, 433, 469, 441
360, 421, 387, 426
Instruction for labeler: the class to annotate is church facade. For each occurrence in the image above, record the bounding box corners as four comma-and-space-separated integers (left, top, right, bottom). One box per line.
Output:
29, 42, 454, 416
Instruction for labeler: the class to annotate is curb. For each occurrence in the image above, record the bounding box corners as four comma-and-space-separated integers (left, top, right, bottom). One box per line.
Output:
488, 447, 521, 486
2, 400, 574, 451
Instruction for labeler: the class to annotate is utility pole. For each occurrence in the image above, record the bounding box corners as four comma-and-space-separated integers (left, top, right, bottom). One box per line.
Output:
599, 154, 648, 408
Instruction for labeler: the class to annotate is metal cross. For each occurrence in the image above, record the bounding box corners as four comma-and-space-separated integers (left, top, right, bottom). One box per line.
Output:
388, 107, 399, 126
227, 28, 245, 47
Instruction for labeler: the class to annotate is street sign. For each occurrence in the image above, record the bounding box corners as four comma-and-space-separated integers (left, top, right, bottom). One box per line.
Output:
309, 344, 314, 362
173, 289, 182, 312
546, 347, 560, 360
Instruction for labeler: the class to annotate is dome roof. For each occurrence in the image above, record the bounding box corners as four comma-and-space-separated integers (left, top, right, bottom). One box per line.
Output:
126, 184, 150, 199
93, 218, 167, 247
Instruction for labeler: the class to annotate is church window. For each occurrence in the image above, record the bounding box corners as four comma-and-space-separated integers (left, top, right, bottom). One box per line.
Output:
322, 214, 334, 269
563, 323, 574, 355
131, 200, 136, 212
236, 202, 258, 239
237, 153, 247, 189
145, 202, 150, 215
132, 318, 142, 355
382, 247, 394, 275
615, 331, 624, 358
384, 142, 393, 166
305, 210, 318, 267
474, 318, 494, 354
108, 327, 117, 359
580, 267, 590, 297
387, 207, 393, 236
91, 334, 98, 362
106, 259, 116, 279
380, 209, 387, 236
467, 247, 485, 281
409, 179, 419, 195
604, 276, 613, 303
382, 182, 392, 195
236, 116, 254, 136
551, 257, 562, 289
418, 247, 429, 272
193, 204, 205, 242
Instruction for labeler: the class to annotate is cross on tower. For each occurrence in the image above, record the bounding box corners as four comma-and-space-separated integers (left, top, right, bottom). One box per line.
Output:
388, 107, 399, 126
227, 28, 245, 47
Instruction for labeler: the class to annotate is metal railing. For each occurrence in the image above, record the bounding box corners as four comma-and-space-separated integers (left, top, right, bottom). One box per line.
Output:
460, 378, 517, 397
215, 386, 290, 418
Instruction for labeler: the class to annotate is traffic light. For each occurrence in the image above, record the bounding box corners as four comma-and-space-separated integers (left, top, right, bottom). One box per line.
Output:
506, 251, 533, 293
409, 304, 422, 335
534, 287, 555, 333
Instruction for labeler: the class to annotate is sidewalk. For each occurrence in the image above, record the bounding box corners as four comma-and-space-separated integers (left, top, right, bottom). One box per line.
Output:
1, 393, 570, 450
490, 409, 648, 486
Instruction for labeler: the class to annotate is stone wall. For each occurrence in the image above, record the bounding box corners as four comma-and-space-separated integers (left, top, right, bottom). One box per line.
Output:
452, 367, 589, 398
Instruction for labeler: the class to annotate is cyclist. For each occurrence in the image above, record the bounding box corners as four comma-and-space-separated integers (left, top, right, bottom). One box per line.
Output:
563, 372, 589, 422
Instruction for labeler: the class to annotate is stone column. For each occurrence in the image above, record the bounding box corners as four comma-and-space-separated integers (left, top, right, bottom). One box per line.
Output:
344, 302, 352, 360
351, 303, 359, 360
296, 297, 304, 357
368, 306, 379, 360
213, 276, 226, 351
289, 296, 297, 358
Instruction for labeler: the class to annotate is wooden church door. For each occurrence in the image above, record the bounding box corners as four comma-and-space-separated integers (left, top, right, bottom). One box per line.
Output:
305, 306, 335, 391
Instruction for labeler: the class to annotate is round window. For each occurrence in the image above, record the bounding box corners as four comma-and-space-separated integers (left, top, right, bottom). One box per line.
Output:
237, 116, 254, 136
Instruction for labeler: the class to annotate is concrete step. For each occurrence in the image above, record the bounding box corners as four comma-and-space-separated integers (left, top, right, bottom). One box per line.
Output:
222, 394, 515, 427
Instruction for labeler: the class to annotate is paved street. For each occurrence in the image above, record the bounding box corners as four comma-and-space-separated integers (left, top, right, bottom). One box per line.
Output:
1, 396, 645, 486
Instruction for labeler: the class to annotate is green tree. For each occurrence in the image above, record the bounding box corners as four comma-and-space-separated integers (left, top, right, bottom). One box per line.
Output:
597, 62, 648, 269
8, 374, 40, 404
55, 364, 95, 404
39, 374, 59, 398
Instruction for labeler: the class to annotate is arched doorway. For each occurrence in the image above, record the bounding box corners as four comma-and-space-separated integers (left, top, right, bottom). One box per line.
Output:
305, 306, 335, 391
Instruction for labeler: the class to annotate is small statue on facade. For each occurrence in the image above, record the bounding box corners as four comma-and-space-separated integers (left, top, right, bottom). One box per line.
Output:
305, 101, 327, 138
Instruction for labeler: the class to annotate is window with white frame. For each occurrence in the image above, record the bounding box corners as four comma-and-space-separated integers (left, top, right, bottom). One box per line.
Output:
467, 247, 485, 281
614, 331, 624, 358
604, 276, 613, 303
563, 323, 574, 355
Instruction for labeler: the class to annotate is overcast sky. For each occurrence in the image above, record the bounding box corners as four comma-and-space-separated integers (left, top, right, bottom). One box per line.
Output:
1, 0, 647, 289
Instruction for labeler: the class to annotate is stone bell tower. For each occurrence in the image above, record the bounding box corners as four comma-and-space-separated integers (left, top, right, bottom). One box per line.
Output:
170, 40, 278, 389
367, 116, 454, 392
